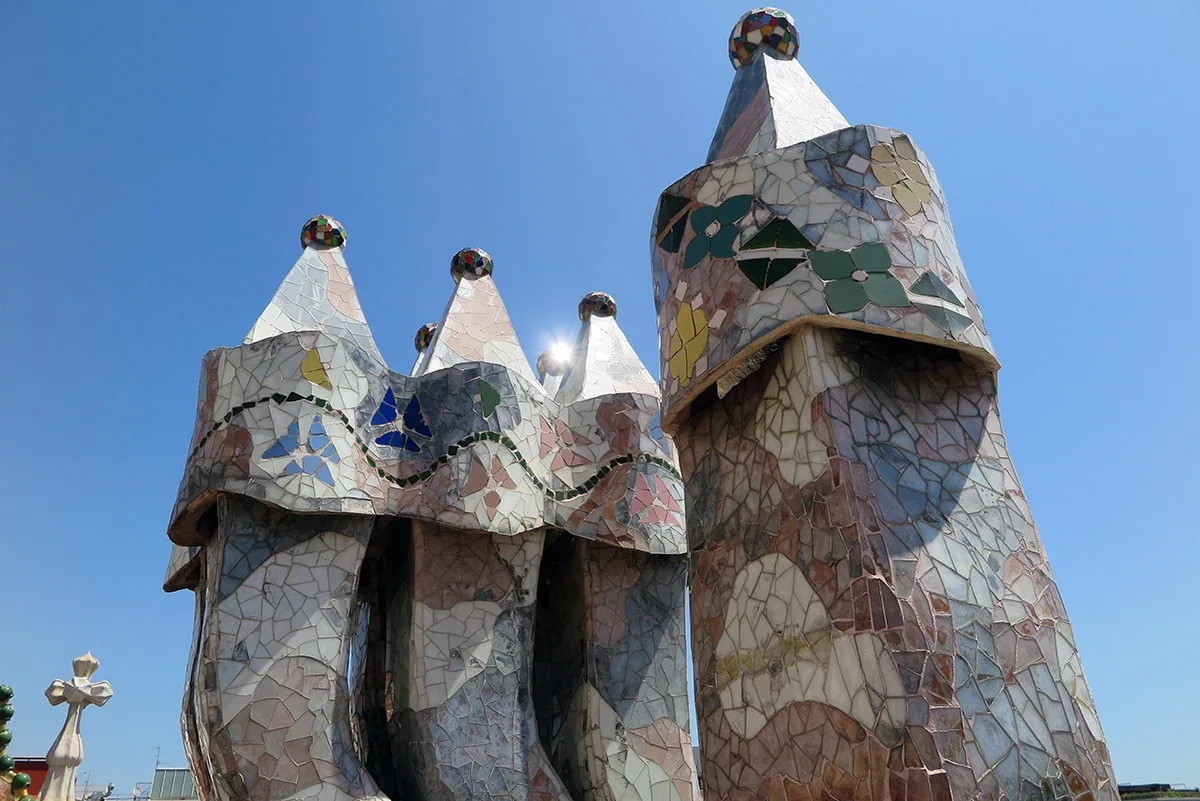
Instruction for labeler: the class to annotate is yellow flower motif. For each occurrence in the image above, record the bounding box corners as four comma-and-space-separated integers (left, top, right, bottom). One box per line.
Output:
870, 135, 932, 216
668, 302, 708, 387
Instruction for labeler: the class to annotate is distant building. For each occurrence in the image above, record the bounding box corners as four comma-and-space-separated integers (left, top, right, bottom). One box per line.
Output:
0, 758, 47, 801
1118, 785, 1200, 799
12, 758, 47, 797
74, 782, 115, 801
148, 768, 197, 801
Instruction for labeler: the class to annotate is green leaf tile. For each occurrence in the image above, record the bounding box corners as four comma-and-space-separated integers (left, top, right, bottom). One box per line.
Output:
864, 274, 909, 307
810, 250, 855, 280
741, 218, 814, 251
851, 242, 891, 273
737, 258, 772, 288
717, 194, 753, 223
734, 257, 801, 288
690, 206, 719, 233
655, 193, 689, 237
478, 380, 501, 418
683, 233, 710, 269
910, 271, 963, 306
913, 302, 975, 336
740, 220, 780, 251
776, 219, 814, 249
710, 225, 739, 259
825, 280, 869, 313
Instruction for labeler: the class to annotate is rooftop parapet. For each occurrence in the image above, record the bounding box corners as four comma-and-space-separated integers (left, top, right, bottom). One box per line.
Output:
652, 8, 997, 429
166, 221, 684, 591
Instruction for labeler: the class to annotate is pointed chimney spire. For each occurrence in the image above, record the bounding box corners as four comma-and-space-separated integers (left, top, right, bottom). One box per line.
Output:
708, 8, 848, 163
536, 346, 571, 396
245, 215, 383, 362
555, 292, 659, 404
414, 248, 538, 384
411, 322, 438, 372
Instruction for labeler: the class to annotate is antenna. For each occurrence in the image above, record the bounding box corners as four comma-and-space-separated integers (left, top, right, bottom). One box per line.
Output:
154, 746, 160, 770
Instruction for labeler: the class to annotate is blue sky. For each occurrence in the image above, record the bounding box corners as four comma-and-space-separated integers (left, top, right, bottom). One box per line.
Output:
2, 0, 1196, 792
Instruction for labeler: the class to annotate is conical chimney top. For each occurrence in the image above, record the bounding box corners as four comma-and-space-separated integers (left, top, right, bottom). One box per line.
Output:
708, 8, 848, 163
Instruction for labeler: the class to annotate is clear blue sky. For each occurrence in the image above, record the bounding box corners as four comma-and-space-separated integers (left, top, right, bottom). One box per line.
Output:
2, 0, 1196, 793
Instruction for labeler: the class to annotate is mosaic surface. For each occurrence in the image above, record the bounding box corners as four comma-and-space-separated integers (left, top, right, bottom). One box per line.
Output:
165, 229, 695, 801
657, 9, 1117, 801
164, 8, 1115, 801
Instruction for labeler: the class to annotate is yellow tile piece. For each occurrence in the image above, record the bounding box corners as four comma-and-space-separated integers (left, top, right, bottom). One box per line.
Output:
870, 143, 894, 166
892, 183, 921, 216
871, 161, 905, 187
669, 303, 708, 387
301, 349, 333, 390
892, 134, 919, 162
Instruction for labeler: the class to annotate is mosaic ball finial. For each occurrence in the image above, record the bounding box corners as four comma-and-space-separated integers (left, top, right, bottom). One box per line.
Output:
414, 322, 439, 353
300, 215, 347, 249
578, 291, 617, 321
537, 349, 570, 378
450, 247, 494, 282
729, 8, 798, 69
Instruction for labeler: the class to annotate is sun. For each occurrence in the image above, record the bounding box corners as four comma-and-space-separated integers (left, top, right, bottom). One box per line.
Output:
548, 340, 574, 366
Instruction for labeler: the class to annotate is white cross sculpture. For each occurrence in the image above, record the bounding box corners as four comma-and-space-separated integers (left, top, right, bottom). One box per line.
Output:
40, 653, 113, 801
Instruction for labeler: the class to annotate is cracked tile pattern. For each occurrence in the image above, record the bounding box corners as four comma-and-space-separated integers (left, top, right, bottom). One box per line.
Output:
167, 221, 694, 801
660, 10, 1115, 801
163, 8, 1116, 801
533, 536, 698, 801
186, 496, 381, 801
679, 328, 1116, 801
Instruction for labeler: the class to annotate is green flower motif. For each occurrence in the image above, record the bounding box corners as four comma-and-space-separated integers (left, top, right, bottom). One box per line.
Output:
809, 242, 908, 313
683, 195, 753, 269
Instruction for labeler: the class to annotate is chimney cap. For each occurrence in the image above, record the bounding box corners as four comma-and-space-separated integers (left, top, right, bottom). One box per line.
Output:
300, 215, 347, 249
578, 291, 617, 321
450, 247, 494, 282
729, 8, 798, 69
414, 322, 439, 353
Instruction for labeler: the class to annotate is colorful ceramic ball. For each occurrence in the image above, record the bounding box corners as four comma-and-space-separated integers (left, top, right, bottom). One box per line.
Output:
729, 7, 799, 69
300, 215, 347, 249
0, 729, 12, 746
0, 685, 11, 703
0, 754, 15, 772
0, 704, 13, 722
578, 291, 618, 321
414, 322, 439, 353
12, 773, 32, 790
450, 247, 494, 281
